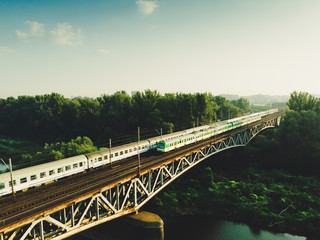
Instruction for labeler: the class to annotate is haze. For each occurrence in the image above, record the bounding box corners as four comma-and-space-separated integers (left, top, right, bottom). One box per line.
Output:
0, 0, 319, 98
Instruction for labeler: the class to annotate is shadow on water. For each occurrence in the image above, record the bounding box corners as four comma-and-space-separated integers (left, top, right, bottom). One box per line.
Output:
67, 215, 307, 240
249, 226, 261, 236
67, 218, 154, 240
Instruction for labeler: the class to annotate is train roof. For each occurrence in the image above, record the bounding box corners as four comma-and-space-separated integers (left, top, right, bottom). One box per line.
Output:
160, 132, 196, 144
95, 140, 150, 156
146, 130, 188, 143
185, 125, 210, 133
0, 154, 87, 181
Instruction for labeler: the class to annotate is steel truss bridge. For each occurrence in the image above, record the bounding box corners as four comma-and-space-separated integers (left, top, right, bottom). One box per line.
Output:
0, 113, 281, 240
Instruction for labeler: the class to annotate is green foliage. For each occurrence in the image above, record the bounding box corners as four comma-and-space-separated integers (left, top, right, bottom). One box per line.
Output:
18, 136, 97, 168
152, 167, 320, 237
0, 91, 249, 144
272, 92, 320, 174
228, 91, 320, 175
231, 98, 250, 114
287, 91, 318, 112
0, 136, 40, 162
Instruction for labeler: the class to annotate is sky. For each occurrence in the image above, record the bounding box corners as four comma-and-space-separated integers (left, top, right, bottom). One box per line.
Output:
0, 0, 320, 98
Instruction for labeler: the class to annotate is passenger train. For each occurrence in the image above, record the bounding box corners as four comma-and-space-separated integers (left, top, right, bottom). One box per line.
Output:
0, 109, 278, 197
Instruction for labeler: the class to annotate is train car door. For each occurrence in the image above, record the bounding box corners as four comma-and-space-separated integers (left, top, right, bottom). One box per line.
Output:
90, 159, 94, 168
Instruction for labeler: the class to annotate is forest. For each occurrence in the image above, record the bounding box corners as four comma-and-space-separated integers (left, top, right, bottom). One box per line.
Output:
0, 90, 250, 166
0, 90, 319, 237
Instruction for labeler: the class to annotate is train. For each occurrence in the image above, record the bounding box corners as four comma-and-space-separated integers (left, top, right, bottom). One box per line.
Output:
0, 109, 278, 197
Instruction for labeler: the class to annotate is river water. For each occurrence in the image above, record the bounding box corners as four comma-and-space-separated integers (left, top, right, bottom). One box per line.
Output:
68, 216, 306, 240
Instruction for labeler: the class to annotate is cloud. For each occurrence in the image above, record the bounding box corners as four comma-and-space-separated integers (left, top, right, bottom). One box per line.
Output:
16, 21, 83, 46
136, 0, 159, 15
49, 23, 83, 46
16, 21, 45, 41
99, 49, 110, 55
0, 47, 14, 56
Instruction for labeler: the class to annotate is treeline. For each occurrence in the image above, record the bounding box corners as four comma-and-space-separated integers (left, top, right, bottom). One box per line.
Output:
231, 91, 320, 175
148, 91, 320, 238
0, 90, 250, 145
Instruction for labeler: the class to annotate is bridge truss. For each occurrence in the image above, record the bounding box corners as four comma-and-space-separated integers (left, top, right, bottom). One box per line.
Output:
0, 116, 280, 240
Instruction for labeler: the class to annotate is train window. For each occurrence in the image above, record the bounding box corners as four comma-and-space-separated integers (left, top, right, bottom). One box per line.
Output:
0, 182, 4, 189
110, 154, 113, 158
73, 163, 78, 168
20, 177, 27, 184
134, 147, 137, 151
115, 152, 119, 157
66, 165, 71, 171
125, 150, 128, 154
129, 149, 132, 153
49, 170, 55, 176
31, 175, 37, 181
58, 167, 63, 173
9, 180, 16, 186
98, 157, 103, 162
40, 172, 46, 178
104, 155, 108, 160
120, 151, 123, 156
80, 162, 83, 167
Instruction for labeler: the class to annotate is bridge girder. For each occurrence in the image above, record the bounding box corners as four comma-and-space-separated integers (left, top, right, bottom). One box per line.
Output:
0, 117, 278, 240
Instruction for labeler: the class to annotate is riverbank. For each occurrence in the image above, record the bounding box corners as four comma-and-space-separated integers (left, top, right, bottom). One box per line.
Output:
145, 165, 320, 238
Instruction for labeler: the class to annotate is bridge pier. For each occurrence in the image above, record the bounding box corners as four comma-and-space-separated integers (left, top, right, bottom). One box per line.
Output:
126, 211, 164, 240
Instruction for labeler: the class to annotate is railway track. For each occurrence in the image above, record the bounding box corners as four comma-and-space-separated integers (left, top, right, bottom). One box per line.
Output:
0, 113, 280, 231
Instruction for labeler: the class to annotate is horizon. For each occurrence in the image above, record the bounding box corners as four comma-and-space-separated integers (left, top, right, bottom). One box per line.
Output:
1, 1, 320, 98
0, 89, 294, 100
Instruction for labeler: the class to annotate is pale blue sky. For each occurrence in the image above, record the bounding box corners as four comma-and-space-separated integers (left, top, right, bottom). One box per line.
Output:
1, 0, 320, 98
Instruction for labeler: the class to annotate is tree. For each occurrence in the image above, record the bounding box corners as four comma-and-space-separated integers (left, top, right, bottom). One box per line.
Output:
287, 91, 317, 112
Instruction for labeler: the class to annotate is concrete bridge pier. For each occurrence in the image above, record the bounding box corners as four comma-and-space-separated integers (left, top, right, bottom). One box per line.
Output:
126, 211, 164, 240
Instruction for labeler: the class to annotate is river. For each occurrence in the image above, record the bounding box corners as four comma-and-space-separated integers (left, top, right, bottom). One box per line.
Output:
67, 216, 306, 240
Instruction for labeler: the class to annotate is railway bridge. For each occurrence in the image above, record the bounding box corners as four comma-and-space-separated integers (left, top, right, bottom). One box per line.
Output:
0, 112, 281, 240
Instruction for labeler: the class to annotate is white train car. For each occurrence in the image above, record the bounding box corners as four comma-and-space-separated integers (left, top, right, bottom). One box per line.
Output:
85, 140, 151, 169
0, 154, 87, 196
156, 109, 278, 153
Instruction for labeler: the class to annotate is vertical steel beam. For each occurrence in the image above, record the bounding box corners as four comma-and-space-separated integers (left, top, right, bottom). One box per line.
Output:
63, 208, 67, 224
171, 161, 174, 175
32, 228, 36, 239
160, 168, 163, 186
40, 220, 44, 240
108, 189, 112, 203
71, 203, 75, 227
96, 197, 99, 220
134, 181, 137, 206
116, 185, 120, 211
148, 172, 151, 193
